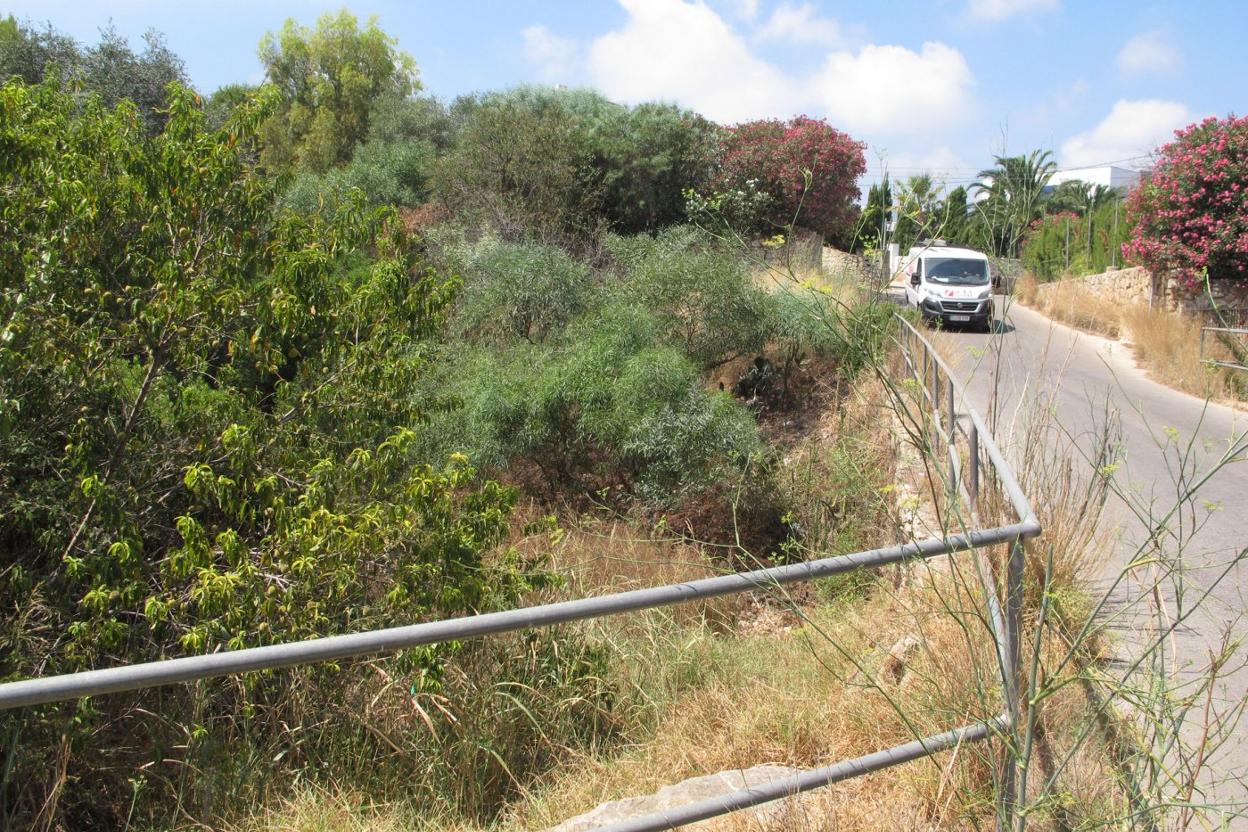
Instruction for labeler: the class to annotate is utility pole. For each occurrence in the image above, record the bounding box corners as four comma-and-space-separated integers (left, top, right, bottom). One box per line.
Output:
880, 174, 892, 289
1086, 206, 1093, 263
1064, 219, 1071, 273
1111, 201, 1120, 269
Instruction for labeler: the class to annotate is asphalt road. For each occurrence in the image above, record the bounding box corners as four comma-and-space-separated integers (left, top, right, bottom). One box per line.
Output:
933, 295, 1248, 819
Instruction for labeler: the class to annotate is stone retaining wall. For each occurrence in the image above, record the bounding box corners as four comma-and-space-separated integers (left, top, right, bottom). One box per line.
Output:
821, 246, 876, 284
1079, 266, 1153, 305
1041, 266, 1248, 321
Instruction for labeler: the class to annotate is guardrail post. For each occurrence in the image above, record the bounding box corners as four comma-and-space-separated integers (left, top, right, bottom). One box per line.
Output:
968, 423, 980, 508
923, 350, 931, 405
999, 536, 1026, 830
947, 378, 956, 439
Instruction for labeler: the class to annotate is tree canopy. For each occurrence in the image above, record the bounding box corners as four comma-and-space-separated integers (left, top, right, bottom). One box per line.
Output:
972, 149, 1056, 257
1125, 114, 1248, 290
715, 116, 865, 246
258, 10, 420, 175
0, 18, 186, 131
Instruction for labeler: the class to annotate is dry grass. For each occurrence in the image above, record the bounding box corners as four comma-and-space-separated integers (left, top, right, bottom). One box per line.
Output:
1016, 274, 1247, 403
227, 788, 431, 832
1015, 274, 1123, 339
500, 373, 1128, 832
232, 343, 1136, 832
504, 584, 1002, 832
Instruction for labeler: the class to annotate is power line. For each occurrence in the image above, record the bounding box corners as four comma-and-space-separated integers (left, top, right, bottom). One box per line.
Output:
863, 152, 1155, 181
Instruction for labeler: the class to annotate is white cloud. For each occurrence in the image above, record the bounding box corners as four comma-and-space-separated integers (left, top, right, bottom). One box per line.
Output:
523, 24, 579, 82
757, 3, 850, 47
730, 0, 759, 19
1060, 99, 1191, 167
966, 0, 1060, 21
811, 42, 974, 133
584, 0, 973, 133
587, 0, 800, 122
1116, 32, 1183, 75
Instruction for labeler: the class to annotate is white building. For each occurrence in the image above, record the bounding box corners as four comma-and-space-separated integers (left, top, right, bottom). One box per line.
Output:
1047, 164, 1149, 192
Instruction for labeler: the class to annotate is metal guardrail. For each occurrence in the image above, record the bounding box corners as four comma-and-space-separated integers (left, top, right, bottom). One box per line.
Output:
1200, 325, 1248, 372
0, 314, 1040, 831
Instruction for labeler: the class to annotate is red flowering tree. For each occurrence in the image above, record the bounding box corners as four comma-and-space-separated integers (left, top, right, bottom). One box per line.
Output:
1124, 114, 1248, 291
716, 116, 865, 246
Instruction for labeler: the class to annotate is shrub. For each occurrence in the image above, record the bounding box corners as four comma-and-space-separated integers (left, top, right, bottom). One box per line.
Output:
0, 78, 549, 828
450, 238, 595, 344
608, 227, 778, 370
771, 286, 844, 395
713, 116, 865, 245
428, 304, 763, 503
1124, 114, 1248, 290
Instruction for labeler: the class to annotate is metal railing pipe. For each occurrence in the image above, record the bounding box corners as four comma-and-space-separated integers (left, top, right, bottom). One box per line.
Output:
1199, 325, 1248, 372
594, 714, 1009, 832
947, 378, 956, 437
969, 423, 980, 507
0, 523, 1038, 711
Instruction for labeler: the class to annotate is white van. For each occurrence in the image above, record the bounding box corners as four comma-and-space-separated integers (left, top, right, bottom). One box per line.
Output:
903, 243, 994, 331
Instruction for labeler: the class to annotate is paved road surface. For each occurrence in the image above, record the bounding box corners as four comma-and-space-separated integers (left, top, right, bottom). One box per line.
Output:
933, 295, 1248, 820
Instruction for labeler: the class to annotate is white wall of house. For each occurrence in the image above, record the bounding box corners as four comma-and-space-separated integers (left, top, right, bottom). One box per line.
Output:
1048, 165, 1147, 191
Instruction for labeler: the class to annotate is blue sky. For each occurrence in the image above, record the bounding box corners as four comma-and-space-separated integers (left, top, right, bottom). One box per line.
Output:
6, 0, 1246, 188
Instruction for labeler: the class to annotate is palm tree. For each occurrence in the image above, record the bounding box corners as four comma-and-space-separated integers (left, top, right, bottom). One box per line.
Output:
895, 173, 941, 250
1081, 183, 1120, 215
972, 149, 1056, 257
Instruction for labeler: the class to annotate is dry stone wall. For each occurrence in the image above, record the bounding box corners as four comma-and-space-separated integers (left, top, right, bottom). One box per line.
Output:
821, 246, 876, 285
1038, 266, 1248, 321
1079, 266, 1153, 305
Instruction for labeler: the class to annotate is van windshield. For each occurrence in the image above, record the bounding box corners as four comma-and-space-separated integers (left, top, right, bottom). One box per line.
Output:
925, 257, 989, 285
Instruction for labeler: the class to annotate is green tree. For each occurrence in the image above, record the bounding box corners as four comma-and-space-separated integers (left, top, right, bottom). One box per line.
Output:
204, 81, 257, 129
973, 149, 1056, 257
435, 87, 720, 240
0, 19, 186, 131
258, 10, 419, 175
573, 95, 721, 233
894, 174, 941, 251
0, 77, 543, 826
941, 185, 970, 245
435, 90, 601, 242
80, 26, 187, 130
0, 16, 78, 85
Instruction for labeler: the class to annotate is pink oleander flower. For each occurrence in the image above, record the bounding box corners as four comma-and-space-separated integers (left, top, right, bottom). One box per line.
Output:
1125, 113, 1248, 293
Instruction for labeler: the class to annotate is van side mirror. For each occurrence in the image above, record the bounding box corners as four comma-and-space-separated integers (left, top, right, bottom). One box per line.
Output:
909, 273, 920, 287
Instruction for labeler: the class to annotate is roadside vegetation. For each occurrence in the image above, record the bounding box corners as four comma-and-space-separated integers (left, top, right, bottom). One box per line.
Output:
2, 9, 1246, 832
0, 12, 891, 830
